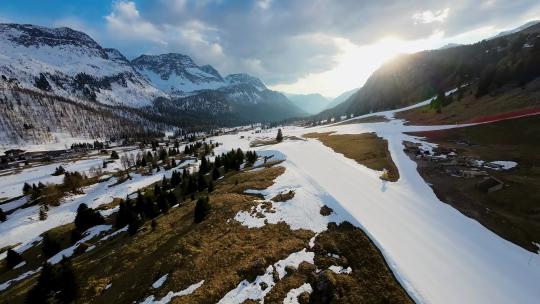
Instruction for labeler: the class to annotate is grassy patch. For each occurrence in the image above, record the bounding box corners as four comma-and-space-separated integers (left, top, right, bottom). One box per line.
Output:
397, 80, 540, 125
304, 132, 399, 182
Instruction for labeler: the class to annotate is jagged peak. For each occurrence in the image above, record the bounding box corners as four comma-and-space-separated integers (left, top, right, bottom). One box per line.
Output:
225, 73, 266, 90
0, 23, 101, 50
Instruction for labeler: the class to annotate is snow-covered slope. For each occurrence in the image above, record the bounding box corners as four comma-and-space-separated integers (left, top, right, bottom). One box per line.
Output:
0, 23, 164, 107
131, 53, 226, 96
225, 73, 267, 91
0, 80, 165, 146
489, 20, 540, 40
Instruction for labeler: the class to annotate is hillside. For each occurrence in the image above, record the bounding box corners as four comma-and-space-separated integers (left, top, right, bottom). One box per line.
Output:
320, 22, 540, 119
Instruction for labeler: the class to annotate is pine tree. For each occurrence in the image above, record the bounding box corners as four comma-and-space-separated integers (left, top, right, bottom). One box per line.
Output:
56, 257, 78, 303
197, 173, 207, 192
154, 184, 161, 196
39, 205, 48, 221
276, 128, 283, 142
0, 208, 6, 222
200, 157, 209, 174
194, 196, 211, 223
6, 248, 24, 269
212, 166, 220, 180
170, 171, 181, 188
128, 216, 142, 236
167, 192, 178, 207
208, 180, 214, 193
26, 258, 78, 304
115, 201, 130, 228
74, 203, 104, 232
42, 233, 61, 258
157, 194, 170, 213
110, 150, 119, 159
23, 182, 32, 195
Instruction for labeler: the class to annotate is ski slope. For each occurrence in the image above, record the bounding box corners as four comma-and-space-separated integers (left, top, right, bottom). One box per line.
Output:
212, 100, 540, 304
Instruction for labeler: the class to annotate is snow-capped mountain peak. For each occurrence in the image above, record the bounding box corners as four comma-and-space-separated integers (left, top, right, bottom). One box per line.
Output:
225, 73, 267, 91
131, 53, 225, 96
0, 23, 164, 108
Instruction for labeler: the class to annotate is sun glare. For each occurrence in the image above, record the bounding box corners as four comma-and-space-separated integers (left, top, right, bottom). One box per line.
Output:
271, 33, 443, 97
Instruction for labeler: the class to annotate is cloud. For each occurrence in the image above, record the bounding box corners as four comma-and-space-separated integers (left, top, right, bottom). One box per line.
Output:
105, 1, 164, 44
95, 0, 540, 92
412, 8, 450, 24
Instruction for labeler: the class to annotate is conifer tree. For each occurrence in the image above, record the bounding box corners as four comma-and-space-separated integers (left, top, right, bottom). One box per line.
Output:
0, 208, 6, 222
115, 201, 130, 228
42, 233, 61, 258
39, 205, 48, 221
197, 173, 207, 192
167, 192, 178, 207
208, 180, 214, 193
157, 194, 170, 213
26, 258, 78, 304
74, 203, 104, 232
276, 128, 283, 142
212, 166, 220, 180
23, 182, 32, 194
6, 248, 23, 269
128, 216, 142, 236
194, 196, 211, 223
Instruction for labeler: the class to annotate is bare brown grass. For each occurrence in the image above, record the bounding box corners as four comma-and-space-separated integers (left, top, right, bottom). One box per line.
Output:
304, 132, 399, 181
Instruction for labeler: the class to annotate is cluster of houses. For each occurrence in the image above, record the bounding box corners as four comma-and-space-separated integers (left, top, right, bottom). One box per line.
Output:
404, 141, 505, 193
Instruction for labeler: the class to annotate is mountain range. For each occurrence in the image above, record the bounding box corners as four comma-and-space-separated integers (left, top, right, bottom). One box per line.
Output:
0, 23, 309, 144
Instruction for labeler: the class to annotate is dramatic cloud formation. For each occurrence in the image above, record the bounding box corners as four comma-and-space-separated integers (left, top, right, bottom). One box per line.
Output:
3, 0, 540, 95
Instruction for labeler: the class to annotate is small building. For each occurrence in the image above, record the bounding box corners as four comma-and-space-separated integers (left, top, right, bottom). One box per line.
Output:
476, 176, 504, 193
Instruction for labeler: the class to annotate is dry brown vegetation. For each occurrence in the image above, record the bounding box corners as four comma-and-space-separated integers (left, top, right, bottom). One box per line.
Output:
1, 162, 411, 303
271, 190, 295, 202
304, 132, 399, 182
397, 79, 540, 125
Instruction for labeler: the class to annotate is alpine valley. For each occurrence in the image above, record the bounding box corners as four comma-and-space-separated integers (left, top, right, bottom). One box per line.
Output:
0, 24, 305, 146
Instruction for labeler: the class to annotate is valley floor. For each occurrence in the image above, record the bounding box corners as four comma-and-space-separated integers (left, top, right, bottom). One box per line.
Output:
1, 96, 540, 303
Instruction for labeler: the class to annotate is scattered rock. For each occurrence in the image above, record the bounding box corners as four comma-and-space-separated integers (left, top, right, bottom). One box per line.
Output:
320, 205, 333, 216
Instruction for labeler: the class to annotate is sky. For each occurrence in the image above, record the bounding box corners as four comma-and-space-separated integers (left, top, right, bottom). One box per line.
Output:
1, 0, 540, 97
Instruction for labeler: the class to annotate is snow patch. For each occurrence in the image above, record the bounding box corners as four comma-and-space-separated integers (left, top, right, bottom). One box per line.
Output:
140, 280, 204, 304
283, 283, 313, 304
